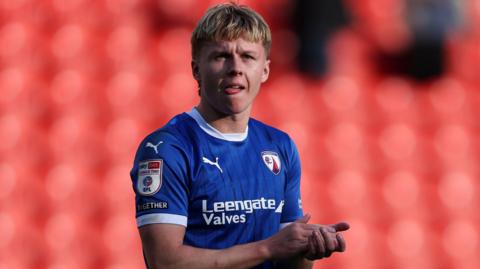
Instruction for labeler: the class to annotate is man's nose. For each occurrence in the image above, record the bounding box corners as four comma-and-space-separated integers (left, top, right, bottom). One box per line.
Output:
227, 55, 244, 76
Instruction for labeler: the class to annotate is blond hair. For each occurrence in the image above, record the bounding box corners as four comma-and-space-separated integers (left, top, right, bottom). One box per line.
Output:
191, 2, 272, 60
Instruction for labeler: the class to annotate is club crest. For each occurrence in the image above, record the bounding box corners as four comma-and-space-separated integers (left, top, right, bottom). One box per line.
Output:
261, 151, 281, 175
137, 160, 163, 196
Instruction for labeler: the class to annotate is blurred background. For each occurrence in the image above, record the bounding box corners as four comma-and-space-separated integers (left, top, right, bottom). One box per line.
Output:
0, 0, 479, 268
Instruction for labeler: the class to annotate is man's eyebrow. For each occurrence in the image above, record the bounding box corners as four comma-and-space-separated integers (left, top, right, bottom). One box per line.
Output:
241, 50, 259, 55
208, 49, 231, 57
211, 48, 229, 53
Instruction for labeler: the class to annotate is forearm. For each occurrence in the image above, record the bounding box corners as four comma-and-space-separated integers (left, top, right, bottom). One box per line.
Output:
145, 239, 271, 269
140, 220, 316, 269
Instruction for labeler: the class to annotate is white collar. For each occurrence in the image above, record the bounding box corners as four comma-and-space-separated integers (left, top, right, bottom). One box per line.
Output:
186, 108, 248, 142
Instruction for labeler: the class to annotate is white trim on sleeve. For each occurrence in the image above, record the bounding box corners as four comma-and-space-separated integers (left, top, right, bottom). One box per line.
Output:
136, 213, 188, 227
280, 222, 292, 230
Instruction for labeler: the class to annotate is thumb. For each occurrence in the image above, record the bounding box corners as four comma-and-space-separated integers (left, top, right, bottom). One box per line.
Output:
329, 222, 350, 232
295, 214, 311, 224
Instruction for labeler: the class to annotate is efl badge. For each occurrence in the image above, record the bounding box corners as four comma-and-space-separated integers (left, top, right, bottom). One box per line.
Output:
262, 151, 281, 175
137, 160, 163, 196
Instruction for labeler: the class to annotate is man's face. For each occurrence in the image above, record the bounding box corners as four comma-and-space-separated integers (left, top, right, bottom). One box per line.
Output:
192, 38, 270, 116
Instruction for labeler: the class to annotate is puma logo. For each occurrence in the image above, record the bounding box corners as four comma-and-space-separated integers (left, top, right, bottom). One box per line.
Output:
202, 157, 223, 173
145, 141, 163, 154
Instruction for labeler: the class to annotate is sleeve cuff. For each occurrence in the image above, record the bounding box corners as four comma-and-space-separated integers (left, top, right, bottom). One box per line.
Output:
280, 222, 292, 229
136, 213, 188, 227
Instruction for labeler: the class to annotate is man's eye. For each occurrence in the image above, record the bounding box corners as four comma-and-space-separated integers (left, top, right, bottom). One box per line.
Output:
243, 54, 255, 60
215, 54, 229, 60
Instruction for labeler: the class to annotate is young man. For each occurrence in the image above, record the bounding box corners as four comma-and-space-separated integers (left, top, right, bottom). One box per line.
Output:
130, 3, 349, 269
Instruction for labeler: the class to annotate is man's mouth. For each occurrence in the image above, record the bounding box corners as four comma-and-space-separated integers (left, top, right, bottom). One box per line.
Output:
222, 83, 245, 95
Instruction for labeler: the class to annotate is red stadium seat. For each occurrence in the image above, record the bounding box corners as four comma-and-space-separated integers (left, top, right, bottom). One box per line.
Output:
378, 123, 418, 162
437, 172, 476, 212
382, 170, 421, 211
387, 220, 426, 260
103, 164, 136, 214
426, 77, 476, 128
50, 69, 85, 105
324, 122, 368, 169
104, 117, 141, 161
155, 28, 192, 75
50, 24, 88, 61
0, 212, 16, 254
106, 71, 142, 108
45, 164, 79, 202
0, 114, 24, 153
321, 76, 362, 113
260, 73, 308, 123
338, 218, 386, 269
374, 77, 417, 123
0, 162, 17, 200
102, 213, 144, 266
44, 212, 78, 251
0, 68, 26, 106
327, 29, 373, 80
103, 0, 142, 15
442, 220, 479, 260
157, 72, 198, 114
0, 21, 30, 62
106, 25, 145, 64
155, 0, 210, 23
327, 170, 368, 211
433, 125, 473, 168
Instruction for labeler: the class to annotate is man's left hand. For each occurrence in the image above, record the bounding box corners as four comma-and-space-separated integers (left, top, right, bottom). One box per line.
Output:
304, 222, 349, 260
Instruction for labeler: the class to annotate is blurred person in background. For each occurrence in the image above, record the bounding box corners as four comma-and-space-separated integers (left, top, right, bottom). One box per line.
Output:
130, 3, 349, 269
380, 0, 462, 81
293, 0, 350, 77
403, 0, 462, 80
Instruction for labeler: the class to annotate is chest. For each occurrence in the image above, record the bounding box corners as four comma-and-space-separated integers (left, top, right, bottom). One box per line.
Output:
188, 142, 287, 225
192, 141, 285, 198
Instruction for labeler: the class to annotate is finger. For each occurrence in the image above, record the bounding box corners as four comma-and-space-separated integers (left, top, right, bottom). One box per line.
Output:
308, 233, 316, 256
329, 222, 350, 232
313, 224, 340, 233
325, 225, 336, 233
286, 222, 317, 237
320, 227, 336, 252
295, 214, 311, 224
314, 230, 326, 256
336, 233, 346, 252
312, 231, 322, 254
305, 233, 317, 260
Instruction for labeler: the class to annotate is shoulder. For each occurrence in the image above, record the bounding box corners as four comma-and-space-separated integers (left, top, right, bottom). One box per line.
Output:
249, 118, 300, 168
146, 113, 197, 145
249, 118, 293, 145
134, 113, 196, 162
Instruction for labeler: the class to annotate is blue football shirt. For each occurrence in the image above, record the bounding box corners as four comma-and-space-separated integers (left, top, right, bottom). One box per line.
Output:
131, 108, 304, 269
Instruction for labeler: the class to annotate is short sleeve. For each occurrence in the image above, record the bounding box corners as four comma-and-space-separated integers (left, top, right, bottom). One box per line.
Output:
130, 132, 190, 228
280, 137, 303, 227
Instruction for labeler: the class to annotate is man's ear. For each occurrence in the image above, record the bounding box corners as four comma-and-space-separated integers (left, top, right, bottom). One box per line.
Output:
191, 60, 200, 81
192, 60, 202, 96
261, 59, 270, 83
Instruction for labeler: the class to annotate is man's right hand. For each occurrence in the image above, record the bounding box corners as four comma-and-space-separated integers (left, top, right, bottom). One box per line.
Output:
263, 215, 350, 261
263, 214, 317, 259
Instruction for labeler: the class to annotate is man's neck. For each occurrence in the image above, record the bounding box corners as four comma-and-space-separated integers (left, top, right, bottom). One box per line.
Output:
195, 105, 250, 134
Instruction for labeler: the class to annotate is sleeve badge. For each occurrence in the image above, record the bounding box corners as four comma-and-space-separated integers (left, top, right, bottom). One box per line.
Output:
137, 160, 163, 196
